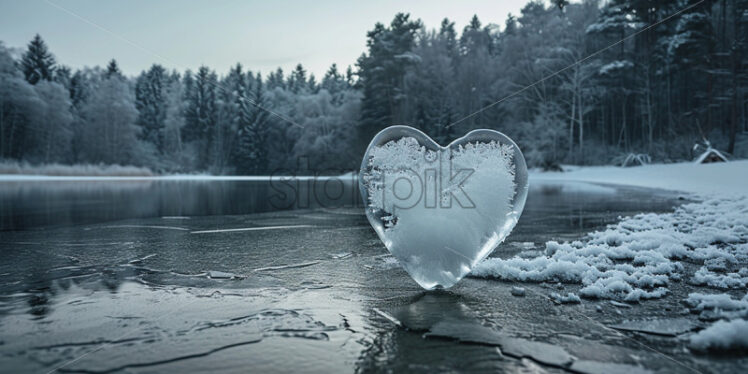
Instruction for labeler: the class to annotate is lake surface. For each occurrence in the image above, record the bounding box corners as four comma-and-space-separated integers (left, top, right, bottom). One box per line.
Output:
3, 178, 730, 373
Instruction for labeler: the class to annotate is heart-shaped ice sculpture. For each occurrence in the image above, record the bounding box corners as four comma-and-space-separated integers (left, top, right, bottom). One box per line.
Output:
359, 126, 528, 290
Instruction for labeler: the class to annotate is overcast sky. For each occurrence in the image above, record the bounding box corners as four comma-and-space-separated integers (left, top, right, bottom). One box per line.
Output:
1, 0, 532, 77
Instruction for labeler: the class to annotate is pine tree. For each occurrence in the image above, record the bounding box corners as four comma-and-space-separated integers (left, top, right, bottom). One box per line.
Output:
183, 66, 217, 170
357, 13, 421, 149
503, 14, 517, 36
235, 73, 269, 174
345, 66, 355, 86
162, 78, 186, 164
21, 34, 56, 85
105, 59, 123, 79
69, 70, 89, 110
460, 15, 491, 56
307, 73, 318, 93
322, 63, 349, 103
54, 66, 72, 91
266, 67, 285, 89
439, 18, 459, 62
553, 0, 570, 11
135, 64, 168, 153
288, 64, 307, 93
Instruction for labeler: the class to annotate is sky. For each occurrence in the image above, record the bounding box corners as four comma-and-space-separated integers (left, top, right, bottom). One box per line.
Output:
0, 0, 531, 78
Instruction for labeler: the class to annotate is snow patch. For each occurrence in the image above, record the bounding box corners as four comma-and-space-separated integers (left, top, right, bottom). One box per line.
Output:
473, 196, 748, 302
550, 292, 581, 304
689, 319, 748, 352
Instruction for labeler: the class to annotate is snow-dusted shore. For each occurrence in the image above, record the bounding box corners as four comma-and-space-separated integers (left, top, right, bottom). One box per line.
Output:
476, 160, 748, 352
529, 160, 748, 196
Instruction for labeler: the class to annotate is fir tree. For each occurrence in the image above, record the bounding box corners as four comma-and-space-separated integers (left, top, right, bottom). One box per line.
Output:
267, 67, 285, 89
288, 63, 307, 93
69, 70, 89, 110
357, 13, 421, 149
183, 66, 217, 169
235, 73, 269, 174
307, 73, 318, 93
135, 64, 168, 152
322, 63, 348, 103
21, 34, 56, 85
439, 18, 458, 62
105, 59, 123, 79
53, 66, 72, 91
345, 65, 355, 86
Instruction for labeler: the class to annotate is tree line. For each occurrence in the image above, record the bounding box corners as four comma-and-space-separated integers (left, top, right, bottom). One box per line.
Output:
1, 0, 745, 174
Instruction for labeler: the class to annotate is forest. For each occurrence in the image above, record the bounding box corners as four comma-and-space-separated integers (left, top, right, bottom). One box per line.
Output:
0, 0, 746, 174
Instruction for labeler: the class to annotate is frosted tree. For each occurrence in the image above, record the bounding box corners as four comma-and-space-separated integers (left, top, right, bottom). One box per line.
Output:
68, 70, 90, 110
553, 1, 599, 162
0, 0, 745, 170
54, 66, 72, 91
212, 63, 246, 173
0, 43, 43, 159
162, 77, 189, 168
357, 13, 422, 150
78, 74, 141, 164
321, 63, 349, 104
403, 23, 458, 144
307, 73, 319, 93
454, 15, 501, 130
667, 1, 716, 136
135, 64, 168, 153
183, 66, 218, 170
518, 102, 566, 169
32, 81, 73, 163
105, 59, 123, 79
289, 89, 362, 171
287, 64, 307, 94
266, 67, 285, 90
235, 73, 269, 174
21, 34, 56, 85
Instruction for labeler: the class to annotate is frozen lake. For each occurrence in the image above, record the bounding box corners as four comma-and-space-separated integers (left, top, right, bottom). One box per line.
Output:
0, 179, 742, 372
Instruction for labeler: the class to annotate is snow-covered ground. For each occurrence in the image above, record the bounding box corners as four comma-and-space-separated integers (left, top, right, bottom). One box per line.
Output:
530, 160, 748, 197
474, 160, 748, 352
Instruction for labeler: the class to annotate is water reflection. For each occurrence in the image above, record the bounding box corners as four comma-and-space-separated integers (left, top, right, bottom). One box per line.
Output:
0, 177, 362, 230
356, 292, 505, 373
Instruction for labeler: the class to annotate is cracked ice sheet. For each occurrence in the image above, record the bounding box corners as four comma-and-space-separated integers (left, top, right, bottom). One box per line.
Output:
472, 196, 748, 302
2, 282, 353, 373
385, 295, 576, 368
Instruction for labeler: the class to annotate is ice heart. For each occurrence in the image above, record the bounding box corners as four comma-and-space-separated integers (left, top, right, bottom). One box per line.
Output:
359, 126, 528, 290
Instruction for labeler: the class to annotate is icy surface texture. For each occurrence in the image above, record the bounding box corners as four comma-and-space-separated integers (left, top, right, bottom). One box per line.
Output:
360, 126, 528, 289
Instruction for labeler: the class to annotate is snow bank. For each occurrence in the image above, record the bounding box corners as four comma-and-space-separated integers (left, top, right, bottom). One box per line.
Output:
478, 161, 748, 351
531, 160, 748, 197
473, 196, 748, 301
684, 293, 748, 320
689, 319, 748, 351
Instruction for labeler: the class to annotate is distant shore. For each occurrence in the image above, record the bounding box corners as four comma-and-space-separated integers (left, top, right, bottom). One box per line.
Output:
0, 161, 155, 177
